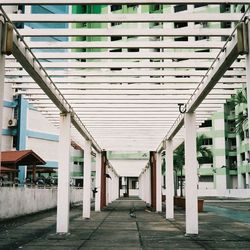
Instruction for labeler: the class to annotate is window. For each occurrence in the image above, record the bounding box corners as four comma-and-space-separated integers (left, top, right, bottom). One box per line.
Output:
174, 36, 188, 41
131, 180, 137, 189
241, 152, 245, 162
199, 176, 213, 182
200, 120, 212, 128
128, 48, 139, 52
111, 5, 122, 12
194, 3, 208, 8
195, 36, 209, 41
174, 4, 187, 12
110, 49, 122, 52
174, 22, 188, 28
202, 138, 213, 145
150, 4, 163, 13
240, 131, 245, 141
111, 36, 122, 41
111, 22, 122, 27
246, 129, 249, 139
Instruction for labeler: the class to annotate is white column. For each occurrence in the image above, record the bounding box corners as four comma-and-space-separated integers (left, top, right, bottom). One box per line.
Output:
185, 112, 198, 235
142, 173, 146, 201
83, 139, 92, 218
0, 20, 5, 156
140, 175, 143, 200
56, 112, 71, 233
245, 173, 250, 188
165, 139, 174, 219
95, 153, 101, 212
246, 22, 250, 188
237, 135, 244, 188
146, 167, 151, 204
156, 152, 162, 212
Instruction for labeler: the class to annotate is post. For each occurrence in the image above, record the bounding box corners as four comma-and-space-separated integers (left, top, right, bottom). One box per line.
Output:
150, 151, 156, 210
95, 152, 101, 211
146, 167, 151, 204
246, 22, 250, 181
184, 112, 198, 235
83, 139, 92, 218
56, 112, 71, 233
165, 139, 174, 219
0, 19, 5, 168
100, 151, 106, 209
156, 152, 162, 212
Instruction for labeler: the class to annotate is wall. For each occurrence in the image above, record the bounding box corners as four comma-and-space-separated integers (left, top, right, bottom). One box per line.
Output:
198, 188, 250, 198
0, 187, 83, 219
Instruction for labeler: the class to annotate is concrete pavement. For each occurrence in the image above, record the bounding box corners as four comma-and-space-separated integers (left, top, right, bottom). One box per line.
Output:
1, 197, 250, 249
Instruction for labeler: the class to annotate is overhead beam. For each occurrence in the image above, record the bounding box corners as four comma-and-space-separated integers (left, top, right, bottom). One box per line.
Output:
8, 13, 242, 23
26, 41, 225, 49
18, 28, 233, 37
0, 0, 248, 5
13, 51, 222, 60
15, 89, 237, 95
5, 69, 246, 77
6, 61, 245, 69
7, 76, 246, 84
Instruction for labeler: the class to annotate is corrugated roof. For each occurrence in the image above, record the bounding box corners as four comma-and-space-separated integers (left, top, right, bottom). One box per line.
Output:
1, 150, 46, 166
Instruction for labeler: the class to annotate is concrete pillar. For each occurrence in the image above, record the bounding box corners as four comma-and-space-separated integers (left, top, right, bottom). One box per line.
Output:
83, 140, 92, 218
165, 139, 174, 219
156, 152, 162, 212
106, 168, 110, 203
56, 112, 71, 233
184, 112, 198, 235
0, 20, 5, 157
101, 151, 107, 209
146, 167, 151, 204
245, 172, 250, 188
237, 135, 244, 188
95, 153, 101, 211
150, 151, 156, 210
246, 22, 250, 188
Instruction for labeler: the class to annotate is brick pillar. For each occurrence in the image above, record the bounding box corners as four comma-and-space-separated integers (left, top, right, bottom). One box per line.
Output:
150, 151, 157, 210
100, 151, 107, 209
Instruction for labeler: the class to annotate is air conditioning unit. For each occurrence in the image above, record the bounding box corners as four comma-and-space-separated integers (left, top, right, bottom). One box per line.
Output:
8, 118, 17, 127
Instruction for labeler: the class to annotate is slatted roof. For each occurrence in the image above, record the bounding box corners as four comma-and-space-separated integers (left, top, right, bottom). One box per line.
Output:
1, 1, 249, 152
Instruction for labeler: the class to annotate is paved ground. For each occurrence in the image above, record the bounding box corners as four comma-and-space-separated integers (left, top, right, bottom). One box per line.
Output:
1, 197, 250, 249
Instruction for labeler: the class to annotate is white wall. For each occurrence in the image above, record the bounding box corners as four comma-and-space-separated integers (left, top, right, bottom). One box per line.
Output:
28, 109, 59, 134
26, 137, 59, 162
0, 187, 83, 219
198, 188, 250, 198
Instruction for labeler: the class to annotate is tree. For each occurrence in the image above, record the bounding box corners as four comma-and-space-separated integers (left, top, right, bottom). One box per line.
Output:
174, 143, 184, 197
232, 89, 248, 134
196, 134, 213, 166
173, 134, 213, 197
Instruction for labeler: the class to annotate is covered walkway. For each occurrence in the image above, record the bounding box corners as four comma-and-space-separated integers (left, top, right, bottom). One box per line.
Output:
0, 0, 250, 237
1, 198, 250, 249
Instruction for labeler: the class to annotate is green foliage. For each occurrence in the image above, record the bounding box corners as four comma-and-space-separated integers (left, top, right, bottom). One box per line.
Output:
232, 89, 248, 134
173, 134, 213, 171
232, 89, 247, 106
173, 143, 184, 172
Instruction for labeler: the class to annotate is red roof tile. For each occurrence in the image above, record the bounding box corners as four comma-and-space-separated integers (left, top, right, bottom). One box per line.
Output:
1, 150, 46, 166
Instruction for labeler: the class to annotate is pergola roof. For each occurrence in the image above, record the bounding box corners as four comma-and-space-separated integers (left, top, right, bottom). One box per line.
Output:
1, 1, 249, 152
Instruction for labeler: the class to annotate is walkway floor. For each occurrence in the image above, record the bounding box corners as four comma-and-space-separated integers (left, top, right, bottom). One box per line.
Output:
1, 197, 250, 249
